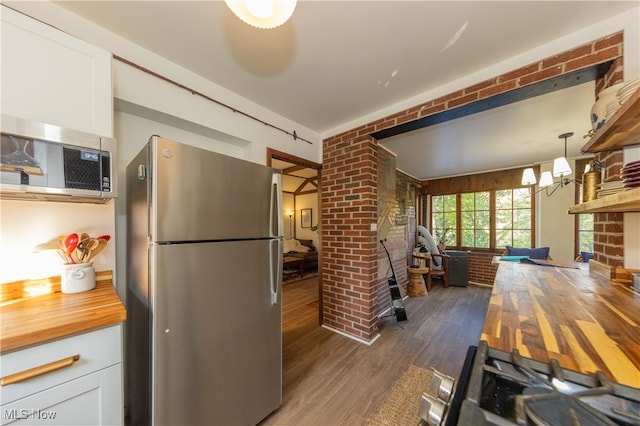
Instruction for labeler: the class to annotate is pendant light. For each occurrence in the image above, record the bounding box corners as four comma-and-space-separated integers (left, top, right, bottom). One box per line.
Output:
225, 0, 297, 29
521, 168, 537, 186
521, 132, 578, 196
553, 132, 573, 177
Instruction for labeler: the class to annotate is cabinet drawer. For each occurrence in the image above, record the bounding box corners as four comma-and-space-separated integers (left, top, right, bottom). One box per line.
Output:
1, 325, 122, 405
1, 364, 121, 425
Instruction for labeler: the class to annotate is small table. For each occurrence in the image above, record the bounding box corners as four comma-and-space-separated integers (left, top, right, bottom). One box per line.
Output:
283, 256, 304, 278
407, 266, 429, 297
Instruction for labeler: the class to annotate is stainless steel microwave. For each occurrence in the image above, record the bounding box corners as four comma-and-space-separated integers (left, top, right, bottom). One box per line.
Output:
0, 115, 117, 203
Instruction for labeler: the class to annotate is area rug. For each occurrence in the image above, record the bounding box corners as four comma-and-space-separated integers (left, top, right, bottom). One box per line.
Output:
366, 364, 433, 426
282, 269, 318, 285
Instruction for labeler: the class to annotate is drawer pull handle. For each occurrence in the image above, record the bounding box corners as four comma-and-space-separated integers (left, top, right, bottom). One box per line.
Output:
0, 354, 80, 386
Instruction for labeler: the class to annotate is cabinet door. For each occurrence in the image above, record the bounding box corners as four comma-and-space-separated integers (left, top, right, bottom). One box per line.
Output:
1, 326, 122, 405
0, 6, 113, 136
1, 364, 122, 425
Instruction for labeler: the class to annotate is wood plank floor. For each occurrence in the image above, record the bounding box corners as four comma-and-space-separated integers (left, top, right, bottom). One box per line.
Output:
261, 278, 492, 425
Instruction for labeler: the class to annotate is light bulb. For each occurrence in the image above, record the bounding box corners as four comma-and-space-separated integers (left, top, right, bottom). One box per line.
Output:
246, 0, 273, 19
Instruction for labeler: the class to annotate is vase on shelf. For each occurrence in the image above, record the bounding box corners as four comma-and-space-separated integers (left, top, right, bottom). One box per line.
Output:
590, 83, 624, 131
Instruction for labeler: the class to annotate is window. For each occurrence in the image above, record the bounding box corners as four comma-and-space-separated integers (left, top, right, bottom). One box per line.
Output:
431, 188, 533, 250
496, 188, 532, 248
460, 192, 490, 248
577, 214, 595, 254
575, 159, 594, 258
431, 194, 457, 246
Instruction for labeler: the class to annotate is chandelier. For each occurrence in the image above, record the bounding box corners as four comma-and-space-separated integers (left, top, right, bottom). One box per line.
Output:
521, 132, 578, 196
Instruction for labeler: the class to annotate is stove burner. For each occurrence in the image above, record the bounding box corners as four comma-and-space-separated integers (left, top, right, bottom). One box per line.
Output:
449, 342, 640, 426
518, 387, 617, 426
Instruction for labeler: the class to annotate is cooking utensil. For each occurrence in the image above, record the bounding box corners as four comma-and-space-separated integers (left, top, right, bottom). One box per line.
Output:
33, 237, 63, 252
86, 238, 108, 262
57, 248, 73, 264
62, 233, 79, 263
76, 237, 99, 263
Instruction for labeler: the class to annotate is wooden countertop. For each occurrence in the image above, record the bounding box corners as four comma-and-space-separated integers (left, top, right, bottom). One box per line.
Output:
1, 270, 126, 354
482, 261, 640, 388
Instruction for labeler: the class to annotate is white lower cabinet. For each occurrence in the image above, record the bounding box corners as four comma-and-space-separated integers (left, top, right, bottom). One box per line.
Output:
1, 325, 123, 426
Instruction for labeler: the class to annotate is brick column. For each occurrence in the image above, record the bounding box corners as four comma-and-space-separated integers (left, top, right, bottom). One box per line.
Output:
321, 134, 379, 341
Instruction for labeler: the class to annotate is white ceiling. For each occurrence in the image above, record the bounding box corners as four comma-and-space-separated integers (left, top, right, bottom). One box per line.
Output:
380, 82, 596, 179
39, 1, 639, 179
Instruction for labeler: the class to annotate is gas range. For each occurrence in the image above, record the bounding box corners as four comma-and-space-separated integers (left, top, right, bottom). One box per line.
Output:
420, 341, 640, 425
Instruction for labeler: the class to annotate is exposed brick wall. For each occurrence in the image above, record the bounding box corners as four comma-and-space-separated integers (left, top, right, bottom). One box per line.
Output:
592, 56, 625, 268
321, 32, 623, 341
321, 135, 379, 341
376, 148, 422, 313
468, 252, 499, 285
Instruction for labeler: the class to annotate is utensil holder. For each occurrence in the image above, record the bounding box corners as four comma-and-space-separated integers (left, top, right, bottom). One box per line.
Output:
61, 262, 96, 294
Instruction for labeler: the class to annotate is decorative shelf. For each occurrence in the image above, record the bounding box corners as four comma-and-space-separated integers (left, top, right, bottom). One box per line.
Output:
568, 187, 640, 214
581, 87, 640, 153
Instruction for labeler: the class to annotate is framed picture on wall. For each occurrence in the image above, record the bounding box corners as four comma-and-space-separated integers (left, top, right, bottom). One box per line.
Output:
301, 208, 312, 228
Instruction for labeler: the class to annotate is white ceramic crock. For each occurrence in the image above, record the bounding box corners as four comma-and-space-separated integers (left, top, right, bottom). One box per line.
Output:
61, 262, 96, 294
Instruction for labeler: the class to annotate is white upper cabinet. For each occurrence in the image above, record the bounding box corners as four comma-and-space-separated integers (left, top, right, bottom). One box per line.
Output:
1, 6, 113, 137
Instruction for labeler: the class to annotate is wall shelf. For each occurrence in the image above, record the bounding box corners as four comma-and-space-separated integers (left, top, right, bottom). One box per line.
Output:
581, 87, 640, 153
568, 85, 640, 214
568, 187, 640, 213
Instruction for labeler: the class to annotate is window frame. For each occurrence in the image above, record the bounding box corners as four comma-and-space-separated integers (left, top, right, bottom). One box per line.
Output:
424, 167, 537, 252
574, 158, 595, 259
431, 188, 534, 251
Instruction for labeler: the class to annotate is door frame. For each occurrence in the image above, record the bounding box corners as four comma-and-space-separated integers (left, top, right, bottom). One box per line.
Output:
266, 148, 323, 326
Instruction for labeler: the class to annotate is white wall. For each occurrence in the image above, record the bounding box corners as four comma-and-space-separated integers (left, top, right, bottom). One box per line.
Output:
0, 200, 116, 283
282, 193, 295, 240
294, 192, 319, 249
536, 159, 580, 262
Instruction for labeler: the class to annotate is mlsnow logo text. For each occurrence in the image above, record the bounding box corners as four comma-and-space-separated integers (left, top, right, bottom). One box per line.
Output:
4, 409, 57, 421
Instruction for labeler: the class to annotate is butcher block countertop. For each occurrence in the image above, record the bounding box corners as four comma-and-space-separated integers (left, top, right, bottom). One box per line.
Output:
0, 270, 126, 354
482, 260, 640, 388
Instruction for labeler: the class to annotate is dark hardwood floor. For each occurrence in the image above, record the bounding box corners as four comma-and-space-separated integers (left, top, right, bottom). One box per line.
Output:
261, 277, 492, 425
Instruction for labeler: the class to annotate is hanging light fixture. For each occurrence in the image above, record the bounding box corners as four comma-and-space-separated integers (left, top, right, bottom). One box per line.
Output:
224, 0, 297, 29
521, 132, 579, 196
552, 132, 573, 177
521, 168, 537, 186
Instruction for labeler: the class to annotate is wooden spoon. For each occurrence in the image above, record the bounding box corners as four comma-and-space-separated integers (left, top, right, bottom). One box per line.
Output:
86, 238, 108, 262
62, 233, 79, 263
33, 237, 63, 252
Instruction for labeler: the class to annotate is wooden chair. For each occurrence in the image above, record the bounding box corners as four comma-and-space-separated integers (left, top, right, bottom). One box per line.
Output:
416, 226, 453, 290
425, 254, 449, 290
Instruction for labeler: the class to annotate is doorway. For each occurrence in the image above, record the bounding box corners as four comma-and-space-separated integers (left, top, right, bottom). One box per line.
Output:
267, 148, 323, 325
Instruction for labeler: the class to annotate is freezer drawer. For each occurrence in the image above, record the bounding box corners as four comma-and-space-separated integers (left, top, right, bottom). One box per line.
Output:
445, 250, 468, 287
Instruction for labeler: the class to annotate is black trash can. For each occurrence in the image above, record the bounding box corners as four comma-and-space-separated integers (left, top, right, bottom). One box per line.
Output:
444, 250, 468, 287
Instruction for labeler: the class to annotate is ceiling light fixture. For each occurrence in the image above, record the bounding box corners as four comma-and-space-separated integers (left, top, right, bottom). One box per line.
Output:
521, 132, 579, 196
224, 0, 297, 29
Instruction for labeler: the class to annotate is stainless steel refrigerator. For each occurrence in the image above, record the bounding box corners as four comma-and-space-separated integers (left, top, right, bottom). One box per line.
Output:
125, 136, 283, 425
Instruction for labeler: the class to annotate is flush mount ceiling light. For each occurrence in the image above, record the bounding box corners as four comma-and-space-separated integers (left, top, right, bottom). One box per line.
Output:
224, 0, 297, 29
521, 132, 579, 196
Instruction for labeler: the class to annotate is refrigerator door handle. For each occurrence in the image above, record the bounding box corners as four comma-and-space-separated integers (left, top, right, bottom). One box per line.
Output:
270, 239, 282, 305
270, 173, 283, 238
